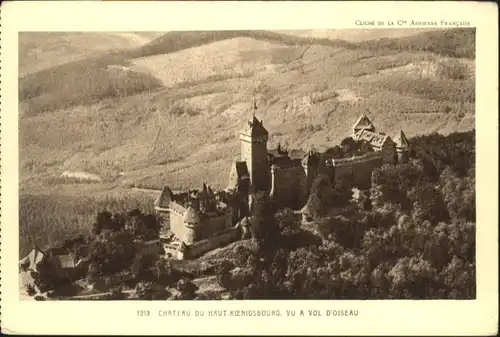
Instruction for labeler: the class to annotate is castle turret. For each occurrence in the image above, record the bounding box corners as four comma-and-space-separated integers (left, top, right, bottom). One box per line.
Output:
353, 113, 376, 137
239, 105, 270, 194
182, 206, 201, 245
393, 130, 410, 163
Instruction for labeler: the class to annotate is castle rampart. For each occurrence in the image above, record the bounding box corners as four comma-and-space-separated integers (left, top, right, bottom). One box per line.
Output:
330, 150, 384, 188
331, 151, 382, 167
181, 227, 240, 259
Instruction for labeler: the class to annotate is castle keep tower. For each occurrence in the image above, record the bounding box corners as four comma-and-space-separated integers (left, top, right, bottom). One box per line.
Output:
240, 112, 270, 194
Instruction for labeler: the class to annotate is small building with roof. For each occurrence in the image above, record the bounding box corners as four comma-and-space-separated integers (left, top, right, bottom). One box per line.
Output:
19, 246, 91, 281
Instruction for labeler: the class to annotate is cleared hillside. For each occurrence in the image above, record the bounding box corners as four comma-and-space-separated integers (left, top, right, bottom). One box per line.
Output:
19, 32, 162, 76
130, 37, 309, 87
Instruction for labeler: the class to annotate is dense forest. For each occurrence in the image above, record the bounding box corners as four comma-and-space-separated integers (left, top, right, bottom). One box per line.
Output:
24, 130, 475, 300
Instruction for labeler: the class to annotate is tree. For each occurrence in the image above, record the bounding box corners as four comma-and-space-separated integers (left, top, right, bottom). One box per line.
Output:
275, 208, 301, 236
126, 210, 162, 241
440, 255, 475, 299
371, 162, 425, 211
331, 176, 353, 208
440, 167, 475, 221
216, 259, 235, 290
25, 284, 37, 297
109, 286, 126, 300
387, 256, 443, 299
340, 137, 359, 156
135, 282, 169, 300
307, 174, 335, 219
88, 229, 137, 276
407, 183, 449, 224
176, 278, 198, 300
154, 260, 175, 286
251, 191, 279, 243
92, 211, 114, 235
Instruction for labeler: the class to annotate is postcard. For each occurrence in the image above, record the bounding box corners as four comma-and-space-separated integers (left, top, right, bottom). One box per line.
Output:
1, 1, 498, 335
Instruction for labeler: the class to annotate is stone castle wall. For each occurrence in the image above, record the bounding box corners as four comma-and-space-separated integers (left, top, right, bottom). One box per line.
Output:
183, 227, 240, 259
196, 213, 233, 241
240, 135, 270, 193
168, 203, 190, 243
332, 151, 384, 189
168, 201, 233, 244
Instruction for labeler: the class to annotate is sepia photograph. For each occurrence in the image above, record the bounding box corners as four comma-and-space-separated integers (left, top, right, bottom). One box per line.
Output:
1, 1, 498, 335
18, 28, 477, 301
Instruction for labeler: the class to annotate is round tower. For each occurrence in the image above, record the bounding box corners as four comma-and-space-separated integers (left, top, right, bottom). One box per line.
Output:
182, 206, 201, 245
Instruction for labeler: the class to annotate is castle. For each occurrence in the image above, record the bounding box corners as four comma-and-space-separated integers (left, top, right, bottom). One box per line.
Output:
227, 111, 410, 211
154, 109, 410, 258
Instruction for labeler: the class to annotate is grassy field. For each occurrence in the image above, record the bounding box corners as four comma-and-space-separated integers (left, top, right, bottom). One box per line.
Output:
18, 28, 476, 256
19, 188, 158, 257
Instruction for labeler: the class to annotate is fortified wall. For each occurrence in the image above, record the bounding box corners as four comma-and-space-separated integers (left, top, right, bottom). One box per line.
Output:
179, 227, 240, 259
330, 151, 384, 189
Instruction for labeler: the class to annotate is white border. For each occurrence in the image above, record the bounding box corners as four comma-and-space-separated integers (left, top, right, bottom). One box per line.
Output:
1, 1, 498, 335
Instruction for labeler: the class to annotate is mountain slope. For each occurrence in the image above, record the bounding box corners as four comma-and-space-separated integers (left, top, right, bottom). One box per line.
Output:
19, 32, 163, 76
124, 30, 353, 59
19, 28, 475, 192
19, 28, 475, 118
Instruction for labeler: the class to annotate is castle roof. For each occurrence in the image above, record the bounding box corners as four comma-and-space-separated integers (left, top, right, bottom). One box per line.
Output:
353, 113, 375, 131
240, 116, 269, 138
393, 130, 410, 149
154, 186, 173, 209
183, 206, 201, 224
355, 129, 392, 148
